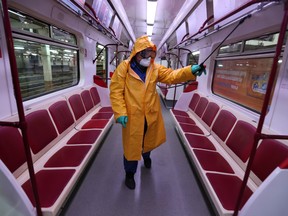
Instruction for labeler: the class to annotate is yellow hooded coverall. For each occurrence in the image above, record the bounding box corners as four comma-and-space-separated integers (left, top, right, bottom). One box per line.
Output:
109, 35, 196, 161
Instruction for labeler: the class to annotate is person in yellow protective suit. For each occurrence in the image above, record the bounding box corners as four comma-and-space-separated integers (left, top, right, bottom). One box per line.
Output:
110, 35, 206, 190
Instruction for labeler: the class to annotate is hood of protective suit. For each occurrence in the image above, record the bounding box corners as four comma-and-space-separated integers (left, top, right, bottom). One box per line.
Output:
128, 35, 157, 61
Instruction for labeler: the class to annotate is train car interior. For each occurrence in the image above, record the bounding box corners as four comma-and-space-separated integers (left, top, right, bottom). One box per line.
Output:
0, 0, 288, 216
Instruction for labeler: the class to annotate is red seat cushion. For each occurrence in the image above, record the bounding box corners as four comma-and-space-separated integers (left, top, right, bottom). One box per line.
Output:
44, 146, 91, 167
22, 169, 75, 207
82, 119, 109, 129
91, 112, 113, 119
175, 115, 196, 125
180, 123, 204, 134
185, 133, 216, 150
206, 173, 253, 210
99, 107, 113, 112
193, 149, 234, 173
171, 109, 189, 117
67, 130, 101, 144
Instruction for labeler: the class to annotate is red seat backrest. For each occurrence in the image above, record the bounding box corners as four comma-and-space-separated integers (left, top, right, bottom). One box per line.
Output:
188, 93, 200, 111
68, 94, 86, 120
194, 97, 209, 118
212, 109, 237, 142
226, 120, 257, 162
201, 102, 220, 127
81, 90, 94, 112
0, 126, 26, 173
90, 87, 101, 106
26, 110, 58, 154
49, 100, 75, 134
251, 139, 288, 181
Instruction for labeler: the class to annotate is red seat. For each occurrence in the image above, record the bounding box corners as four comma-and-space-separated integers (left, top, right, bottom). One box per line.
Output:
251, 139, 288, 181
98, 107, 113, 113
22, 169, 75, 208
49, 100, 75, 134
26, 110, 58, 154
188, 93, 200, 111
91, 112, 113, 120
67, 130, 102, 144
179, 123, 204, 134
201, 102, 220, 127
0, 126, 26, 173
185, 133, 216, 150
44, 146, 91, 167
212, 110, 237, 142
90, 87, 101, 106
171, 109, 189, 117
226, 121, 256, 163
175, 115, 196, 125
194, 97, 209, 118
68, 94, 86, 120
81, 90, 94, 112
206, 173, 253, 210
193, 149, 234, 173
81, 119, 109, 129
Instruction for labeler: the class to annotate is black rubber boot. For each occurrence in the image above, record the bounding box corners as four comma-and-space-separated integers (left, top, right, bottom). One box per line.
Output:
125, 172, 135, 190
144, 158, 152, 169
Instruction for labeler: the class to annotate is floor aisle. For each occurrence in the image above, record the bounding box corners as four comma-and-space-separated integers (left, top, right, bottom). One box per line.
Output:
60, 96, 214, 216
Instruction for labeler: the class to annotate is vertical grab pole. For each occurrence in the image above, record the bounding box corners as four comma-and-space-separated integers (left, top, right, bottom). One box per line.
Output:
0, 1, 42, 215
233, 2, 288, 216
172, 48, 181, 108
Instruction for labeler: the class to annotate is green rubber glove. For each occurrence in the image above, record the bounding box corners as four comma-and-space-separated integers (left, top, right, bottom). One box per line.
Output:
191, 64, 206, 76
116, 116, 128, 128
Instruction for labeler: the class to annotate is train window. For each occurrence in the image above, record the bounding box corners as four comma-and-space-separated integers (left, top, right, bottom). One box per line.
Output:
213, 57, 281, 113
244, 32, 288, 52
9, 9, 50, 37
9, 9, 79, 101
213, 31, 286, 113
96, 43, 107, 83
51, 26, 77, 45
9, 9, 77, 46
187, 50, 199, 65
218, 41, 242, 55
13, 38, 78, 101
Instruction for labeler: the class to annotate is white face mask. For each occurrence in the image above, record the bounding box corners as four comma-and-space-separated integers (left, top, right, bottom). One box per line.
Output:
139, 57, 151, 67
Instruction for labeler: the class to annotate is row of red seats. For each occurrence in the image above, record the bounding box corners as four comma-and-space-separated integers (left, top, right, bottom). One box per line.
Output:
170, 91, 288, 215
0, 85, 114, 216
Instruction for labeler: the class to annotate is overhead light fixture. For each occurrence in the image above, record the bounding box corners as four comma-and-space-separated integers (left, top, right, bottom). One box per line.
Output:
147, 24, 153, 36
147, 0, 157, 25
192, 51, 200, 55
14, 46, 25, 50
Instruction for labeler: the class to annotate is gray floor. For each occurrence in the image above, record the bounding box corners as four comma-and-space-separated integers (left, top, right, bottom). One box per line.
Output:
60, 97, 214, 216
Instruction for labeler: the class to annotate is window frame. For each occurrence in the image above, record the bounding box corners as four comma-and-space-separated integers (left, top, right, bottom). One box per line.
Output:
10, 9, 80, 101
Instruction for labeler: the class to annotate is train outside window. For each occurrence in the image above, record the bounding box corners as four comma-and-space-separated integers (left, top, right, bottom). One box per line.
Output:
95, 43, 107, 83
187, 50, 200, 65
9, 9, 79, 101
213, 32, 286, 113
